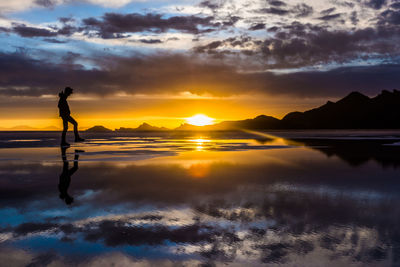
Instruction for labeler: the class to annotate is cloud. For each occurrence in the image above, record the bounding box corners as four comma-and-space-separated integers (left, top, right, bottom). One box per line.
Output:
317, 13, 342, 21
11, 24, 58, 37
34, 0, 59, 8
195, 23, 400, 69
83, 221, 218, 246
379, 9, 400, 25
364, 0, 387, 9
257, 3, 313, 17
198, 0, 224, 10
13, 222, 57, 236
0, 0, 138, 13
1, 50, 400, 98
42, 38, 68, 43
85, 0, 134, 8
257, 7, 290, 15
320, 7, 336, 15
249, 23, 266, 31
138, 39, 163, 44
292, 3, 314, 17
1, 12, 227, 40
268, 0, 287, 7
82, 13, 219, 38
0, 0, 39, 13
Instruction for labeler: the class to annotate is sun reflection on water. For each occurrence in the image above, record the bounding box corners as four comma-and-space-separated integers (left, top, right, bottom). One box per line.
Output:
189, 137, 211, 151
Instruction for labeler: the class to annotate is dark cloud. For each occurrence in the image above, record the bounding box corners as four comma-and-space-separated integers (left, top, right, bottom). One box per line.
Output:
12, 24, 57, 37
13, 222, 57, 236
391, 2, 400, 9
82, 13, 219, 38
222, 16, 241, 26
198, 0, 225, 10
364, 0, 387, 9
268, 0, 287, 7
3, 12, 229, 39
258, 7, 290, 15
350, 11, 359, 25
292, 3, 314, 17
42, 38, 68, 43
138, 39, 163, 44
331, 0, 355, 8
379, 9, 400, 25
317, 13, 342, 20
58, 17, 75, 24
0, 27, 11, 33
194, 36, 259, 54
55, 24, 78, 36
1, 50, 400, 98
34, 0, 58, 8
249, 23, 266, 30
4, 22, 77, 38
259, 3, 313, 17
195, 23, 400, 70
320, 7, 336, 15
267, 26, 279, 32
194, 40, 223, 52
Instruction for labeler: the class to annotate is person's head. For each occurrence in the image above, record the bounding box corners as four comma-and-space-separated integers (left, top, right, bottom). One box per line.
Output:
64, 87, 73, 96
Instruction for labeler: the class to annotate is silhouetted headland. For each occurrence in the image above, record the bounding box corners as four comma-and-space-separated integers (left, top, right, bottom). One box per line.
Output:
85, 90, 400, 132
85, 125, 113, 132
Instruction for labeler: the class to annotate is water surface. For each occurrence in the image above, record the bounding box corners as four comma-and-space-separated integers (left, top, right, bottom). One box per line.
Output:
1, 131, 400, 266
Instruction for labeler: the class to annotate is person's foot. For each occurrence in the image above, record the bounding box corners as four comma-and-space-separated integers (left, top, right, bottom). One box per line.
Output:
60, 142, 70, 147
75, 137, 85, 142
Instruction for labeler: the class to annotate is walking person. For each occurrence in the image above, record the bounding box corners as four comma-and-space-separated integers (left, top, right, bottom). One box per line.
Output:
58, 87, 84, 147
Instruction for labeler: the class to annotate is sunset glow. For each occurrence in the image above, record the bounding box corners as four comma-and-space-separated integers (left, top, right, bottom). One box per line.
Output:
186, 114, 215, 126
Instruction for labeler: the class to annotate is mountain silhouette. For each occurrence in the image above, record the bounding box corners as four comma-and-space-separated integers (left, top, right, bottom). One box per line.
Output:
175, 90, 400, 130
115, 123, 169, 132
281, 90, 400, 129
86, 125, 113, 132
175, 115, 281, 131
84, 90, 400, 131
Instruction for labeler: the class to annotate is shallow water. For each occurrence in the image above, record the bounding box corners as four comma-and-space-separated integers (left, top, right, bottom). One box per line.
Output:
1, 130, 400, 266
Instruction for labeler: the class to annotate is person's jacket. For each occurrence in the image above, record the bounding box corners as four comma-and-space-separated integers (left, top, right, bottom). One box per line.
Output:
58, 92, 70, 117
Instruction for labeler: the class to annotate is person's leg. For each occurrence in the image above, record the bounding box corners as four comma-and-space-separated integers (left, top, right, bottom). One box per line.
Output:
61, 117, 69, 145
67, 116, 84, 142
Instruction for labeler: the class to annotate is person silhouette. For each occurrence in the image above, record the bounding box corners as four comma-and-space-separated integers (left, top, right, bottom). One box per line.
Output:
58, 86, 84, 147
59, 147, 83, 205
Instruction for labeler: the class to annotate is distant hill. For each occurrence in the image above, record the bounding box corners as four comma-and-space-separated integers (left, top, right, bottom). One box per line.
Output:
86, 125, 113, 132
115, 123, 169, 132
0, 125, 60, 131
84, 90, 400, 131
9, 125, 38, 130
42, 125, 60, 131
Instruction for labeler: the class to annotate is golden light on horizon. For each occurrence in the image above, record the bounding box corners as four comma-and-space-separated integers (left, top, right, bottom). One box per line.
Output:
186, 114, 215, 126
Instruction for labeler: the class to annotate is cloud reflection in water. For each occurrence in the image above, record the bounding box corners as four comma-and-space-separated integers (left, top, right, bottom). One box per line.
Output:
0, 131, 400, 266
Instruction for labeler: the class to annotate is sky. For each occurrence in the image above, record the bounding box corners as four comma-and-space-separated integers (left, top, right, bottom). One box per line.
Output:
1, 0, 400, 129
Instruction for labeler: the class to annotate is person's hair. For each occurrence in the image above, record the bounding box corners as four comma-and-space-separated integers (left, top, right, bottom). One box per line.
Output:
64, 87, 73, 94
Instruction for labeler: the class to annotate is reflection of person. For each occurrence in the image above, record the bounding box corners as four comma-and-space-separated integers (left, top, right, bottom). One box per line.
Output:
59, 147, 81, 205
58, 87, 84, 147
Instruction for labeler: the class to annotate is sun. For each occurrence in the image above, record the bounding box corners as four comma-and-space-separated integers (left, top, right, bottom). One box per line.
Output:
186, 114, 215, 126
